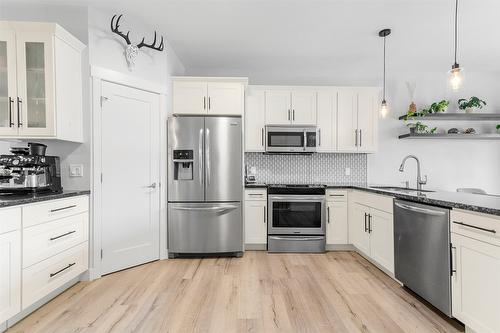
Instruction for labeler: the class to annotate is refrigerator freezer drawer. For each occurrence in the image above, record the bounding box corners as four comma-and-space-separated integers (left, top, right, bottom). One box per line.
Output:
168, 202, 243, 254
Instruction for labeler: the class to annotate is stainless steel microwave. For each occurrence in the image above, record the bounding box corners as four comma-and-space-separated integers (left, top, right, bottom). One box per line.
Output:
265, 126, 317, 153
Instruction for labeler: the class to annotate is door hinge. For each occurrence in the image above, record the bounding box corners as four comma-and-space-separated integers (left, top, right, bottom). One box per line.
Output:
100, 249, 103, 259
100, 96, 109, 108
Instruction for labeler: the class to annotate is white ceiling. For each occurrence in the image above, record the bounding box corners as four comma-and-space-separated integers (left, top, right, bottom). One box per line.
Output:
6, 0, 500, 84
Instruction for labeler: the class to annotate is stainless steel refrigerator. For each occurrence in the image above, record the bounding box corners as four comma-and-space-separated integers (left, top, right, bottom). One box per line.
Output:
167, 116, 243, 257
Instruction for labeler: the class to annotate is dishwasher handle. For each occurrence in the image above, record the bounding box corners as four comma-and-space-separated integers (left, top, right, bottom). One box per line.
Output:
394, 201, 447, 216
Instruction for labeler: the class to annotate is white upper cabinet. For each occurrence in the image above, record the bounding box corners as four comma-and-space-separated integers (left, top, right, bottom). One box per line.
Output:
245, 87, 265, 152
0, 21, 85, 142
172, 77, 247, 116
265, 88, 317, 125
290, 90, 317, 125
317, 90, 337, 152
265, 90, 291, 125
337, 88, 379, 153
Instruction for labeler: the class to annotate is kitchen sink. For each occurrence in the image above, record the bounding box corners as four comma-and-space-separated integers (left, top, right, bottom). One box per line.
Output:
370, 186, 435, 193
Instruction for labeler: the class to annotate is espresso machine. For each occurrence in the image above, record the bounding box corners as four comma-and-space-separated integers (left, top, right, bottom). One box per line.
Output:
0, 153, 62, 195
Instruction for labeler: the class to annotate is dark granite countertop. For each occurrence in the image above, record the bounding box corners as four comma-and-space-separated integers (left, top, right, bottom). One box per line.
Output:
0, 190, 90, 208
245, 183, 500, 217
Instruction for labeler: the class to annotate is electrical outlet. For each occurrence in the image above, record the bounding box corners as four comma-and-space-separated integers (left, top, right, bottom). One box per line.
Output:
69, 164, 84, 177
345, 167, 351, 176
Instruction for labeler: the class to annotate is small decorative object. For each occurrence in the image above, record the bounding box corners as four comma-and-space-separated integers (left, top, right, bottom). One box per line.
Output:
458, 97, 487, 113
448, 128, 460, 134
406, 82, 417, 114
407, 122, 437, 134
496, 124, 500, 134
110, 14, 165, 70
464, 128, 476, 134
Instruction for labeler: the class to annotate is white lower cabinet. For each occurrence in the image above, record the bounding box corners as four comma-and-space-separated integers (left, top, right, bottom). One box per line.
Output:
349, 192, 394, 274
451, 210, 500, 333
244, 189, 267, 246
0, 208, 21, 323
326, 191, 348, 245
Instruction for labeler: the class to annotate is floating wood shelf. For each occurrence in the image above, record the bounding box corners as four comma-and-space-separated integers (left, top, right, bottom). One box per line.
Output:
398, 113, 500, 121
399, 133, 500, 140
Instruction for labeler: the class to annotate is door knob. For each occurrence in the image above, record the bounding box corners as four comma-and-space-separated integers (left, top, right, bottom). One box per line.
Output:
146, 183, 157, 189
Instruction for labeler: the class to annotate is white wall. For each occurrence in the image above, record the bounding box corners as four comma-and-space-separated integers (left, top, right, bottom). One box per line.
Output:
0, 4, 91, 191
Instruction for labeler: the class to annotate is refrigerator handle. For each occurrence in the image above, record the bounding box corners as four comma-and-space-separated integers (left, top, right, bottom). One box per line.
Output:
206, 128, 211, 186
199, 128, 204, 186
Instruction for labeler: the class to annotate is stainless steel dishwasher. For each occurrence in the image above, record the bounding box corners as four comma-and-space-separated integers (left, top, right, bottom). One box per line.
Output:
394, 199, 451, 317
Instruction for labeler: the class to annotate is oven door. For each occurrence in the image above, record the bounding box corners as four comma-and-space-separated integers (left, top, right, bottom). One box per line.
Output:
266, 127, 305, 153
268, 195, 325, 235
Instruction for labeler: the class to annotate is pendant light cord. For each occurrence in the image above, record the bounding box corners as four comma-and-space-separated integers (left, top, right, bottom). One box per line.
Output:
454, 0, 458, 65
383, 36, 386, 101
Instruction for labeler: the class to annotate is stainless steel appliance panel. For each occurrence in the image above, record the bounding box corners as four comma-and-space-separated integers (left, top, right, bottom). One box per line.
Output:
394, 199, 451, 316
204, 117, 242, 202
168, 202, 242, 254
168, 116, 205, 202
268, 235, 325, 253
268, 194, 325, 235
265, 126, 317, 153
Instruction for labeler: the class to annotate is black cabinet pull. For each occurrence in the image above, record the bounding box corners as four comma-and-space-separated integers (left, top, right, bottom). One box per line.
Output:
368, 214, 372, 233
263, 206, 266, 223
453, 221, 496, 234
364, 213, 368, 232
49, 230, 76, 241
50, 262, 76, 278
327, 207, 330, 224
50, 205, 77, 213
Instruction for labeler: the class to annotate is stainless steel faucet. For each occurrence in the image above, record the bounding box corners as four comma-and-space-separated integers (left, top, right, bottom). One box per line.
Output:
399, 155, 427, 190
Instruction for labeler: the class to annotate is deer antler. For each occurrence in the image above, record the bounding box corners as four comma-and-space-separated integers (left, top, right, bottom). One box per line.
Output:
111, 14, 131, 45
137, 31, 164, 51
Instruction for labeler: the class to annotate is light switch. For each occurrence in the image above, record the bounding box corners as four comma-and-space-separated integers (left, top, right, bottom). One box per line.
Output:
69, 164, 84, 177
345, 167, 351, 176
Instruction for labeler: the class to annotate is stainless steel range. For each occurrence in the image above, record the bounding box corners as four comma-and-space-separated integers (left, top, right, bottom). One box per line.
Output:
267, 184, 326, 253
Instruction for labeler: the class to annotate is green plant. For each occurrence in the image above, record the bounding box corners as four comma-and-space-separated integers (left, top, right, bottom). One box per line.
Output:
496, 124, 500, 130
407, 122, 437, 134
403, 100, 450, 120
458, 97, 486, 110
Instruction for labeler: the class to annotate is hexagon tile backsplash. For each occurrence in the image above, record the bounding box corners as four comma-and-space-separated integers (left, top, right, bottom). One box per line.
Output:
244, 153, 367, 185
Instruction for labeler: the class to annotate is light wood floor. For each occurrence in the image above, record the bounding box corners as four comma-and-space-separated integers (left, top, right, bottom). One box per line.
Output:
8, 251, 464, 333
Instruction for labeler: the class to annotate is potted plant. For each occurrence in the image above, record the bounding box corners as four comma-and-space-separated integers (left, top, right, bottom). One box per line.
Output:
407, 122, 437, 134
402, 100, 450, 120
497, 124, 500, 134
458, 97, 487, 113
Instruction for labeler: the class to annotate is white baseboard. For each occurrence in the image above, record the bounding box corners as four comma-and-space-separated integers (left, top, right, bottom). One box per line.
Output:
326, 244, 355, 251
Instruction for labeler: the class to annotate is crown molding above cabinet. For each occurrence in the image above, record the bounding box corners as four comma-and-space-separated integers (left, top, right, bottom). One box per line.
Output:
244, 85, 381, 154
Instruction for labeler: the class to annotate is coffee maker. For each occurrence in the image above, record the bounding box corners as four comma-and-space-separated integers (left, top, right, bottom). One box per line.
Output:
0, 154, 62, 194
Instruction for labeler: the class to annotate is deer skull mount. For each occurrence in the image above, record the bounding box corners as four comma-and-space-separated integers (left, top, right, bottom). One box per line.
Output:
110, 14, 164, 70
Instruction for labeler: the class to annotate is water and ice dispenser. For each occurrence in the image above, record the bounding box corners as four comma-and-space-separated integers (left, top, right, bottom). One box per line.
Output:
173, 150, 194, 180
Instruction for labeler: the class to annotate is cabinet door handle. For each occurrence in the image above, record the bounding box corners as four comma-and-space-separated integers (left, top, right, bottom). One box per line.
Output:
318, 128, 321, 146
288, 109, 290, 121
50, 205, 77, 213
450, 245, 457, 276
261, 128, 264, 146
359, 129, 362, 147
50, 230, 76, 241
50, 262, 76, 278
364, 213, 368, 232
17, 97, 22, 127
8, 97, 14, 127
263, 206, 266, 223
203, 97, 206, 110
355, 129, 358, 146
208, 97, 211, 110
453, 221, 496, 234
327, 206, 330, 224
292, 109, 295, 121
368, 214, 372, 233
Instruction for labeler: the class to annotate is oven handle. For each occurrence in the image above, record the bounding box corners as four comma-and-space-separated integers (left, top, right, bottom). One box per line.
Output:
268, 195, 326, 201
269, 236, 325, 241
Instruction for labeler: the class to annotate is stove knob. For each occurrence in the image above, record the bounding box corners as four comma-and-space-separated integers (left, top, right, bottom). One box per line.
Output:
12, 159, 19, 166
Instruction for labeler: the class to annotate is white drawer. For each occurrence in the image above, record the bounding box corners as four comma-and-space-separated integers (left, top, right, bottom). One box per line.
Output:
23, 196, 89, 228
23, 212, 89, 268
451, 209, 500, 247
245, 188, 267, 201
326, 190, 347, 202
0, 207, 21, 234
22, 242, 88, 310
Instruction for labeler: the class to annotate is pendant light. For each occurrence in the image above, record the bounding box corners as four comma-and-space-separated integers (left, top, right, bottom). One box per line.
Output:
379, 28, 391, 118
449, 0, 464, 90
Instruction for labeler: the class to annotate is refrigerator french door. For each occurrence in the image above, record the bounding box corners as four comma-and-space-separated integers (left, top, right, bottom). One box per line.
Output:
167, 116, 242, 257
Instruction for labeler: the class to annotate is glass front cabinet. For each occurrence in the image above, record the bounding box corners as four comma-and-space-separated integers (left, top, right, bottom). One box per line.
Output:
0, 22, 85, 142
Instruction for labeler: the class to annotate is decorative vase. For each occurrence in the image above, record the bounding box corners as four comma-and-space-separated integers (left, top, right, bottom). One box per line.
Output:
408, 102, 417, 115
465, 107, 477, 114
409, 127, 416, 134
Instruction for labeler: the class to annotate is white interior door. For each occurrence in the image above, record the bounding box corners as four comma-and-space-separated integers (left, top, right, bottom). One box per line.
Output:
100, 81, 160, 275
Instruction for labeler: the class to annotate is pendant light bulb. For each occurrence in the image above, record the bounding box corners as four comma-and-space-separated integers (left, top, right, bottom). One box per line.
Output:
449, 65, 464, 91
380, 100, 389, 118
